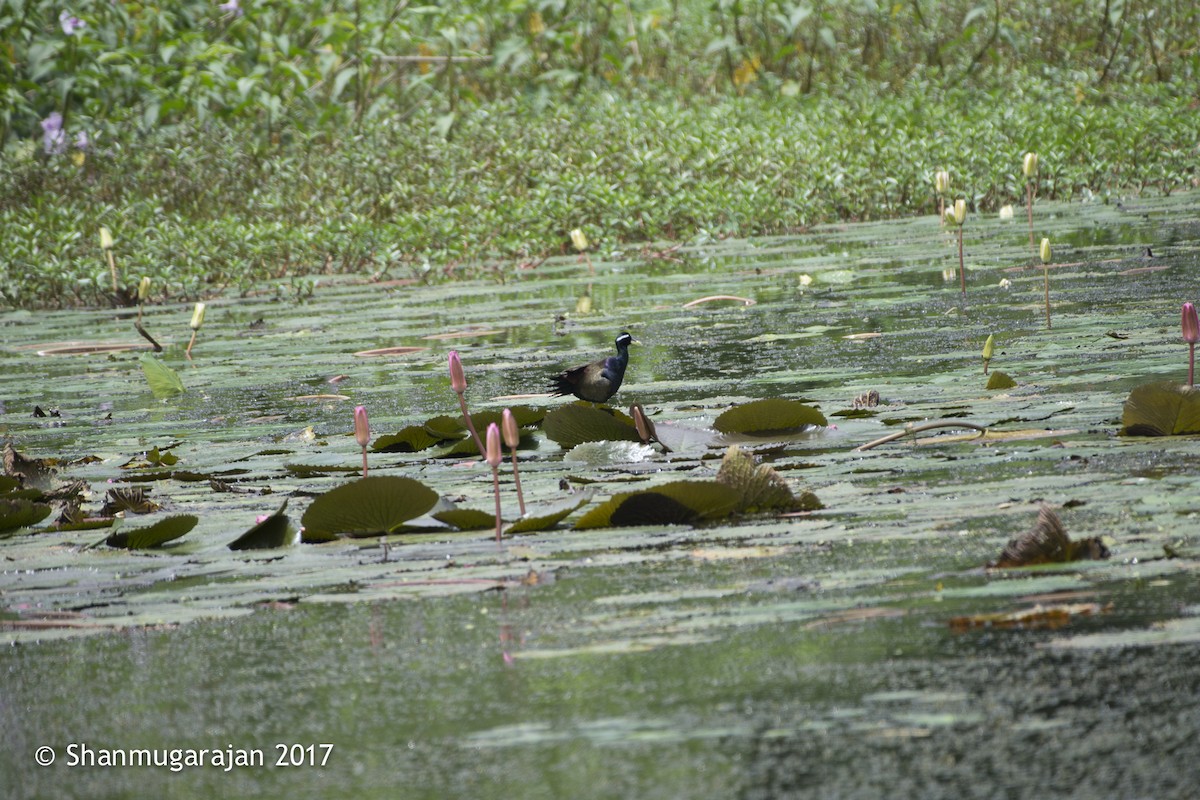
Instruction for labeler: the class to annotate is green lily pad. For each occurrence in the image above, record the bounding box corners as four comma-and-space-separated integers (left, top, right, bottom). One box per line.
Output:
105, 514, 198, 549
301, 476, 439, 539
543, 403, 641, 449
433, 507, 497, 531
505, 491, 594, 535
0, 498, 53, 534
140, 354, 185, 398
575, 480, 741, 529
230, 501, 297, 550
1121, 381, 1200, 436
713, 398, 827, 436
424, 415, 469, 441
372, 425, 446, 453
986, 371, 1017, 390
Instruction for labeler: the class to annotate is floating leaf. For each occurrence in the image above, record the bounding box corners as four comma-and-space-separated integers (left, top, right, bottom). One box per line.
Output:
986, 371, 1017, 390
433, 507, 496, 531
106, 514, 197, 549
301, 476, 439, 540
716, 445, 806, 513
543, 404, 640, 449
0, 498, 52, 534
1120, 381, 1200, 436
372, 425, 445, 453
713, 398, 827, 436
140, 354, 185, 398
506, 492, 593, 535
146, 447, 179, 467
229, 501, 297, 550
575, 480, 741, 529
989, 506, 1109, 568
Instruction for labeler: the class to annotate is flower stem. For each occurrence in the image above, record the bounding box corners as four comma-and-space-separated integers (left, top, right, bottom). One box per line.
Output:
456, 392, 486, 458
490, 465, 503, 544
1044, 266, 1052, 329
1190, 342, 1195, 386
1026, 182, 1036, 259
361, 446, 368, 478
509, 449, 526, 516
957, 226, 966, 298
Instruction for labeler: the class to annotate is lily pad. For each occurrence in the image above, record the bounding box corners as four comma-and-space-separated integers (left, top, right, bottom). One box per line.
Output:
301, 476, 439, 539
106, 514, 198, 549
505, 492, 594, 535
543, 404, 641, 449
140, 354, 185, 398
433, 507, 497, 531
575, 480, 741, 529
713, 398, 827, 436
1120, 381, 1200, 436
373, 425, 446, 453
229, 501, 298, 550
0, 498, 52, 534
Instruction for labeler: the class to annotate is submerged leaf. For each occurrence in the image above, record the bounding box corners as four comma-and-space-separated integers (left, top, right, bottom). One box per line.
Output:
106, 514, 197, 549
713, 398, 827, 436
140, 354, 185, 398
574, 480, 741, 529
989, 506, 1110, 568
543, 403, 641, 449
1120, 381, 1200, 436
301, 476, 439, 540
230, 501, 297, 550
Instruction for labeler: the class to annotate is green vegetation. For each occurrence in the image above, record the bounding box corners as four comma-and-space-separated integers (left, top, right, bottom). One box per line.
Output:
3, 0, 1199, 307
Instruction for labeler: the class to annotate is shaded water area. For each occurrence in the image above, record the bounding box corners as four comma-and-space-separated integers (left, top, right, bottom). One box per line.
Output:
4, 194, 1200, 797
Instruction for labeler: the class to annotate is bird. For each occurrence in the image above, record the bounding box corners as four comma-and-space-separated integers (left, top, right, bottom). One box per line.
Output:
548, 332, 634, 404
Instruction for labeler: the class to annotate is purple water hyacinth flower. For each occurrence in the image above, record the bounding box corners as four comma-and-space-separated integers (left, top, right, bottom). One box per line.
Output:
218, 0, 243, 17
41, 112, 66, 154
74, 130, 89, 150
59, 10, 85, 34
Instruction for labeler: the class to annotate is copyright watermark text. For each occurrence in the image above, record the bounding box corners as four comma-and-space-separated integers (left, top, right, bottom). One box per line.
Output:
34, 742, 333, 771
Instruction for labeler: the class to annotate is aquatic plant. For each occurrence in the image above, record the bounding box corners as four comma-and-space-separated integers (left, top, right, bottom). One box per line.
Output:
1040, 237, 1052, 329
354, 406, 371, 478
185, 302, 205, 360
933, 170, 950, 225
945, 198, 967, 297
485, 422, 503, 543
448, 350, 485, 457
1024, 152, 1039, 258
501, 409, 525, 516
982, 334, 995, 375
99, 226, 117, 297
1183, 302, 1199, 386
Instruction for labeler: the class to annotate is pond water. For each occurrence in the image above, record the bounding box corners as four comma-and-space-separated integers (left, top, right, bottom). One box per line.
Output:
3, 193, 1200, 797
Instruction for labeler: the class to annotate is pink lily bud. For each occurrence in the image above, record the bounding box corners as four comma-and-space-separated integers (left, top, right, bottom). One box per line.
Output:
485, 423, 503, 468
1183, 302, 1200, 344
353, 405, 370, 448
448, 350, 467, 394
501, 408, 520, 449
